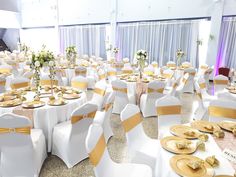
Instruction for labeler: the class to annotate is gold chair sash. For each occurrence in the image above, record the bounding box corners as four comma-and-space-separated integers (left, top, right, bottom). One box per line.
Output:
107, 71, 116, 76
167, 63, 176, 67
122, 112, 142, 132
184, 72, 196, 76
71, 81, 88, 89
112, 87, 127, 93
144, 71, 154, 76
122, 70, 133, 74
200, 65, 208, 70
147, 88, 164, 94
71, 111, 97, 124
214, 80, 228, 85
152, 64, 158, 68
75, 70, 87, 75
0, 127, 31, 135
209, 106, 236, 119
104, 103, 113, 112
0, 68, 11, 74
0, 80, 6, 86
162, 73, 173, 79
11, 82, 29, 89
94, 88, 106, 96
40, 80, 58, 86
89, 134, 106, 166
156, 105, 181, 116
199, 83, 206, 89
99, 74, 106, 80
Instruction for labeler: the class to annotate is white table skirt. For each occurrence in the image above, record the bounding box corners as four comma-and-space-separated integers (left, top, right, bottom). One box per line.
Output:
0, 92, 87, 152
155, 133, 235, 177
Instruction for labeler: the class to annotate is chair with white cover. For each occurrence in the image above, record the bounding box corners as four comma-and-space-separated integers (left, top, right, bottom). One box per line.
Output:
71, 75, 88, 91
54, 68, 68, 86
143, 65, 155, 76
52, 103, 98, 168
89, 81, 107, 111
106, 67, 117, 83
40, 75, 59, 86
10, 76, 30, 90
166, 61, 176, 68
204, 68, 213, 88
120, 104, 160, 175
23, 70, 34, 80
0, 76, 6, 93
162, 69, 174, 88
182, 68, 196, 93
174, 73, 190, 98
85, 124, 152, 177
213, 75, 228, 94
140, 81, 165, 118
0, 113, 47, 177
155, 95, 182, 138
0, 64, 12, 74
197, 77, 216, 103
97, 69, 107, 83
208, 99, 236, 122
93, 92, 115, 142
111, 80, 135, 114
75, 66, 87, 77
121, 64, 133, 75
181, 61, 191, 68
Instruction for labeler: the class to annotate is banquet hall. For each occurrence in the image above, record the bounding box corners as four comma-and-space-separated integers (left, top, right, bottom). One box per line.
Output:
0, 0, 236, 176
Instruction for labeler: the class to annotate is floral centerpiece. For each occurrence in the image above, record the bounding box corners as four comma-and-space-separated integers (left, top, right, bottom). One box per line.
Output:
135, 49, 148, 78
66, 46, 77, 66
113, 47, 119, 54
176, 49, 185, 67
30, 46, 55, 96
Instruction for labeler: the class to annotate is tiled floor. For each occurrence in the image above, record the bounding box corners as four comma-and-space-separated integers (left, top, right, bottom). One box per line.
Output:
40, 92, 199, 177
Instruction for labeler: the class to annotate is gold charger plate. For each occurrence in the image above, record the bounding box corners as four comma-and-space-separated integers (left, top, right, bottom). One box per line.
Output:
218, 121, 236, 132
170, 155, 214, 177
22, 101, 45, 109
191, 120, 221, 133
48, 99, 67, 106
160, 136, 197, 154
63, 93, 81, 100
0, 95, 17, 102
215, 176, 234, 177
170, 125, 201, 139
226, 86, 236, 90
0, 99, 22, 107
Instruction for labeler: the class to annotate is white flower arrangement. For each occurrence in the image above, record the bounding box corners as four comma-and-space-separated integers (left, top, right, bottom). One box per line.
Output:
66, 46, 77, 65
135, 49, 148, 61
123, 57, 130, 63
113, 47, 119, 54
176, 49, 185, 66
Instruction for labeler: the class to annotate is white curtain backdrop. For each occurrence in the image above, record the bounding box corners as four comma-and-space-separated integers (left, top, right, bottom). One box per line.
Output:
117, 20, 200, 67
59, 24, 107, 58
217, 16, 236, 69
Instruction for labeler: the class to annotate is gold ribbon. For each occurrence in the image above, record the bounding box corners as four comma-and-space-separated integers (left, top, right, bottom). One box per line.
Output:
89, 134, 106, 166
199, 83, 206, 89
0, 80, 6, 86
200, 65, 208, 70
122, 112, 142, 132
113, 63, 124, 69
107, 71, 116, 76
184, 72, 196, 76
156, 105, 181, 116
75, 70, 87, 75
94, 88, 106, 96
71, 81, 88, 89
152, 63, 158, 68
71, 111, 97, 124
144, 71, 154, 76
0, 127, 31, 134
10, 82, 29, 89
182, 78, 187, 84
209, 106, 236, 119
122, 70, 133, 74
40, 80, 58, 86
104, 103, 113, 112
0, 68, 11, 74
214, 80, 228, 85
147, 88, 164, 94
112, 87, 127, 93
162, 73, 173, 79
197, 92, 202, 100
99, 74, 106, 80
167, 63, 176, 67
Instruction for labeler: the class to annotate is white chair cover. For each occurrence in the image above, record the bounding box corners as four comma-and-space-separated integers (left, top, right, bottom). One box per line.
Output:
175, 73, 189, 98
10, 76, 30, 90
106, 67, 117, 83
182, 68, 196, 93
40, 74, 59, 86
0, 76, 6, 93
85, 124, 152, 177
52, 103, 98, 168
213, 75, 228, 94
140, 80, 165, 117
0, 113, 47, 177
71, 75, 88, 91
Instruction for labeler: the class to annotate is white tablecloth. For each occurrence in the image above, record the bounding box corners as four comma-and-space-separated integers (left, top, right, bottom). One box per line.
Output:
0, 92, 87, 152
155, 133, 235, 177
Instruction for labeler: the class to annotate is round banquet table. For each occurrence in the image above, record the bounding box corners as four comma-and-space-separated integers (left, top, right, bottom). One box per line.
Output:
0, 91, 87, 152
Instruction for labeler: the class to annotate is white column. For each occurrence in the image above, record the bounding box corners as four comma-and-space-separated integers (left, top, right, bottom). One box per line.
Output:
206, 0, 225, 69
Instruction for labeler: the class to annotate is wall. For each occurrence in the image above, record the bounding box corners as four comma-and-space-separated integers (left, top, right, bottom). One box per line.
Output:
0, 0, 20, 12
2, 29, 20, 51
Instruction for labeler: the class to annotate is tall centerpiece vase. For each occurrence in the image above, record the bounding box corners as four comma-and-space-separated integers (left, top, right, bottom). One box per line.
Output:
66, 46, 77, 68
135, 49, 148, 80
176, 49, 185, 67
49, 61, 56, 97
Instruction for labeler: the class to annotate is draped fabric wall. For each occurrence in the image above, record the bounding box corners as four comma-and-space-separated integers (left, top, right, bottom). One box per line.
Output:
59, 24, 107, 58
217, 17, 236, 69
117, 20, 199, 67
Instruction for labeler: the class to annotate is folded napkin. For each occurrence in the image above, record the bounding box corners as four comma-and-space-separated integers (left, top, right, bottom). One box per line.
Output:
187, 160, 204, 170
175, 141, 191, 149
196, 141, 205, 151
213, 130, 225, 138
184, 130, 195, 137
205, 155, 219, 167
204, 125, 214, 131
198, 134, 209, 142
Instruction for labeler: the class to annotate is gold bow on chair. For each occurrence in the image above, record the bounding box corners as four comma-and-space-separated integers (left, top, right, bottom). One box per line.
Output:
112, 87, 127, 93
162, 73, 173, 79
94, 88, 106, 96
99, 74, 106, 80
71, 111, 97, 124
209, 106, 236, 119
107, 71, 116, 76
10, 82, 29, 89
156, 105, 181, 116
147, 88, 164, 94
213, 80, 228, 85
199, 83, 206, 89
122, 112, 142, 132
0, 68, 11, 74
0, 127, 31, 134
89, 134, 106, 166
71, 81, 88, 89
122, 70, 133, 74
75, 70, 87, 76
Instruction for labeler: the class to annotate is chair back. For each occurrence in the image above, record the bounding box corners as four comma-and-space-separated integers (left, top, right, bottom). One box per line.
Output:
182, 61, 191, 68
75, 66, 87, 77
166, 61, 176, 68
213, 74, 228, 94
71, 76, 88, 91
98, 69, 106, 81
144, 65, 155, 76
146, 80, 165, 99
218, 67, 230, 77
106, 67, 117, 82
151, 61, 158, 68
0, 76, 6, 93
91, 81, 107, 110
86, 124, 114, 177
209, 99, 236, 122
10, 77, 30, 89
23, 71, 34, 80
0, 65, 12, 74
111, 80, 128, 98
40, 75, 59, 86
